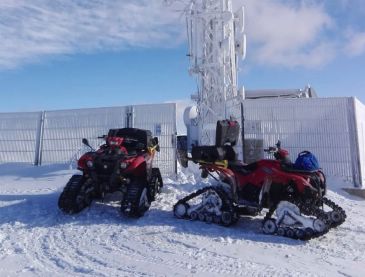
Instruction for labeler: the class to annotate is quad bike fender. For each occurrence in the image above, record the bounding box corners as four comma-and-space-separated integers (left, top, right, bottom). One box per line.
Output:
272, 172, 314, 194
264, 169, 316, 195
77, 152, 96, 171
124, 155, 148, 180
238, 164, 314, 195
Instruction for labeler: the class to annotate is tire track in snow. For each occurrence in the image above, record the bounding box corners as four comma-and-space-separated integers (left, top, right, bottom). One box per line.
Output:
1, 168, 364, 277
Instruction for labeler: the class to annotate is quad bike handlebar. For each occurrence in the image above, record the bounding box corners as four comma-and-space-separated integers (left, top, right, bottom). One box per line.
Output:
264, 146, 277, 153
264, 140, 282, 154
263, 140, 291, 163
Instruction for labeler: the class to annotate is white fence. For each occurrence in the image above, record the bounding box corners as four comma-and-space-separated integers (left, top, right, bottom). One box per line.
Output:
0, 112, 42, 164
133, 104, 177, 176
41, 107, 128, 164
239, 97, 363, 187
0, 103, 177, 176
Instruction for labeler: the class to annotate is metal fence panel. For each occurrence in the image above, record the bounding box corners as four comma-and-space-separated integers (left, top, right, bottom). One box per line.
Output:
41, 107, 128, 164
239, 98, 358, 185
133, 103, 177, 176
40, 103, 177, 176
0, 112, 41, 163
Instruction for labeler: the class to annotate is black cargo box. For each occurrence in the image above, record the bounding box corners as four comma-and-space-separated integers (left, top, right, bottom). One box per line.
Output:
191, 145, 236, 162
108, 128, 153, 148
215, 120, 240, 147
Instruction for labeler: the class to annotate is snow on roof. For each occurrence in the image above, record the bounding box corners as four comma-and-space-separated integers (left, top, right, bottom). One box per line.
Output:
245, 85, 317, 99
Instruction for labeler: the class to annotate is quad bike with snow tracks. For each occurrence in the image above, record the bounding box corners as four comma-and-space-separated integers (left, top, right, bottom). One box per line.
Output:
173, 120, 346, 240
58, 128, 163, 218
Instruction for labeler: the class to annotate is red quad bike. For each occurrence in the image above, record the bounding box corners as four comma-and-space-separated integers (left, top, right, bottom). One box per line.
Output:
174, 120, 346, 240
58, 128, 163, 218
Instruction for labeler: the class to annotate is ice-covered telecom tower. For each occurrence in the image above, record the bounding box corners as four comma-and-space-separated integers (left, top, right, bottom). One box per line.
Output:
186, 0, 246, 145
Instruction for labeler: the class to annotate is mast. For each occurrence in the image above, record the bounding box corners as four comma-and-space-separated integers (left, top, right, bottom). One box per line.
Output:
187, 0, 246, 145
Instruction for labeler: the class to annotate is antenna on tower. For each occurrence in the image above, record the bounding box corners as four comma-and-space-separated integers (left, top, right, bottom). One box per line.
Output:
185, 0, 246, 145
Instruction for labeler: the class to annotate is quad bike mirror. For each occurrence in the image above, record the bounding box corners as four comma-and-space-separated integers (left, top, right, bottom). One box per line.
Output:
276, 140, 281, 149
82, 138, 94, 151
82, 138, 90, 147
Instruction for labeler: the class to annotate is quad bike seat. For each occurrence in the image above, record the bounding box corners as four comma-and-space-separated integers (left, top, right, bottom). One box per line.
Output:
228, 161, 258, 175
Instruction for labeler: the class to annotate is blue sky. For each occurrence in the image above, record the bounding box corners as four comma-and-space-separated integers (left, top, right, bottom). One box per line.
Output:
0, 0, 365, 113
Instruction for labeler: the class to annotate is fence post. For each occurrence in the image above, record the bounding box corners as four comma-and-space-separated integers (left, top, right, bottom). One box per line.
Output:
241, 102, 245, 163
35, 111, 45, 166
34, 111, 44, 166
126, 106, 135, 128
348, 97, 362, 187
173, 103, 177, 174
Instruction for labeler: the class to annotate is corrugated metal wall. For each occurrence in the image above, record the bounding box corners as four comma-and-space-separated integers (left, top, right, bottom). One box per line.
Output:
239, 97, 361, 186
355, 98, 365, 186
0, 103, 177, 176
0, 112, 41, 163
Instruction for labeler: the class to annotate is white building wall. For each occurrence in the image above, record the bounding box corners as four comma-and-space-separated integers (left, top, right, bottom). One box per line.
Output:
240, 97, 361, 186
0, 112, 41, 164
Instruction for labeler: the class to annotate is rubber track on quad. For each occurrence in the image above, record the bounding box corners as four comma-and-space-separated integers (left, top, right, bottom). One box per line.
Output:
173, 186, 238, 226
264, 197, 346, 240
58, 175, 92, 214
121, 182, 150, 218
150, 168, 163, 200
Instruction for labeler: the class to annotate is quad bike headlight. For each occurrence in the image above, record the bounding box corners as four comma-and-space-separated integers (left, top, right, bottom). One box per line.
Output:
120, 162, 128, 169
86, 160, 94, 168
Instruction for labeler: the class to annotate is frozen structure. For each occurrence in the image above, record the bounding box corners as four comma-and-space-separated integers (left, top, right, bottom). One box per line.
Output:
186, 0, 246, 145
183, 1, 365, 187
244, 85, 317, 99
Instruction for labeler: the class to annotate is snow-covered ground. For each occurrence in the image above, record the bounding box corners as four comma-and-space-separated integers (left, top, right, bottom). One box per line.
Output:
0, 163, 364, 277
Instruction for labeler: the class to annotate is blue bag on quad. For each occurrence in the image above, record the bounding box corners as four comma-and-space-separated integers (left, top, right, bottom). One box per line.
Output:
294, 151, 320, 171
